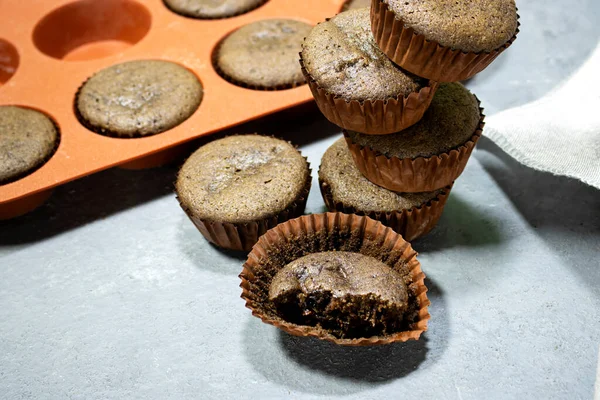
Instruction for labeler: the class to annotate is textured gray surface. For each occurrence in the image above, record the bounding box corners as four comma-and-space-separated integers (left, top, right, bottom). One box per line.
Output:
1, 0, 600, 399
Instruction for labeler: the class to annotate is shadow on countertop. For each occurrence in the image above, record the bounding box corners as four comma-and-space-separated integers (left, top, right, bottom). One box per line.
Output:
0, 104, 338, 246
177, 214, 249, 276
0, 164, 180, 246
475, 137, 600, 289
476, 138, 600, 232
243, 279, 449, 395
412, 192, 505, 253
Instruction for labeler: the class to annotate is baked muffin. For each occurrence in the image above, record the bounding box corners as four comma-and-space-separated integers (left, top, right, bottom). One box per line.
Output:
240, 212, 430, 345
345, 82, 484, 192
76, 60, 203, 138
0, 106, 59, 184
176, 135, 311, 252
300, 8, 438, 134
215, 19, 312, 90
163, 0, 266, 19
341, 0, 371, 11
371, 0, 519, 81
269, 251, 409, 339
319, 138, 450, 240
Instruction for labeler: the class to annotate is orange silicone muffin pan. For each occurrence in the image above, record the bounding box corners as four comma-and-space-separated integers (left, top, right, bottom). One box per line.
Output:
0, 0, 345, 219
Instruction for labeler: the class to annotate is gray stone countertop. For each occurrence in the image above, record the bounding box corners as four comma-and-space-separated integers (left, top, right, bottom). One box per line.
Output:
1, 0, 600, 399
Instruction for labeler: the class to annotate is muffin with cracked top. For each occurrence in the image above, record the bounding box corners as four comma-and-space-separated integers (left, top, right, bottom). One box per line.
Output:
176, 134, 311, 252
319, 137, 451, 240
345, 82, 484, 192
370, 0, 519, 81
300, 8, 438, 134
76, 60, 202, 138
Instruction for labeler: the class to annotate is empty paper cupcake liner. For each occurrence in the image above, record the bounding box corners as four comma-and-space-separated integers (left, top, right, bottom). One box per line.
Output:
299, 55, 438, 134
319, 179, 452, 241
370, 0, 520, 82
239, 212, 431, 346
345, 107, 485, 192
177, 161, 312, 252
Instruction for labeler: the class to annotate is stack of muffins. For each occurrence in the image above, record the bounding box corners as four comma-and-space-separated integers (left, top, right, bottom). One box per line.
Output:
177, 0, 519, 345
302, 1, 518, 241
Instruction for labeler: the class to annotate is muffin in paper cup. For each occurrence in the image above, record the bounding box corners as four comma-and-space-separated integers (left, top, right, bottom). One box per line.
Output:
179, 180, 310, 252
239, 212, 431, 346
176, 135, 311, 252
213, 19, 311, 91
320, 179, 452, 242
300, 8, 438, 135
318, 137, 452, 241
370, 0, 520, 82
345, 83, 485, 193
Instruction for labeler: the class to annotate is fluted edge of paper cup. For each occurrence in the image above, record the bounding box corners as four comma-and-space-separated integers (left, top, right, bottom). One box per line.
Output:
299, 54, 439, 134
239, 212, 431, 346
345, 107, 485, 192
370, 0, 520, 82
319, 179, 453, 241
176, 155, 312, 253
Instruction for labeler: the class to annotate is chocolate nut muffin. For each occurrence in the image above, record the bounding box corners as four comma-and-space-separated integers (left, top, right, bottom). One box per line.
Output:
215, 19, 312, 89
164, 0, 266, 19
341, 0, 371, 11
240, 212, 431, 345
302, 8, 425, 102
76, 60, 203, 138
383, 0, 518, 53
176, 135, 311, 251
345, 82, 484, 192
269, 251, 409, 339
370, 0, 519, 81
300, 8, 437, 134
319, 138, 450, 240
0, 106, 59, 184
347, 83, 480, 158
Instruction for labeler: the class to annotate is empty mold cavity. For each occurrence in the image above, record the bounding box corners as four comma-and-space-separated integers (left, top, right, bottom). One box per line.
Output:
0, 39, 19, 86
32, 0, 151, 61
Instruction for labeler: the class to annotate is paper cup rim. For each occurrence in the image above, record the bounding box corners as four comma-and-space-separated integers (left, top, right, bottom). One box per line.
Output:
239, 212, 431, 346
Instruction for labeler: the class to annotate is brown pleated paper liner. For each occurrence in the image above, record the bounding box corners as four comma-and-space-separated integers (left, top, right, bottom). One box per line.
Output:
319, 179, 452, 241
370, 0, 520, 82
299, 55, 438, 135
345, 107, 485, 193
177, 161, 312, 253
239, 212, 431, 346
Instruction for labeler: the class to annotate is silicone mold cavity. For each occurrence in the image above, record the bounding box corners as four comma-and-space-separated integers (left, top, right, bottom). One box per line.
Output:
0, 39, 19, 86
33, 0, 152, 61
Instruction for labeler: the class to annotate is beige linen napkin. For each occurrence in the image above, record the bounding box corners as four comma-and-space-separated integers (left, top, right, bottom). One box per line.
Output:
484, 43, 600, 189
